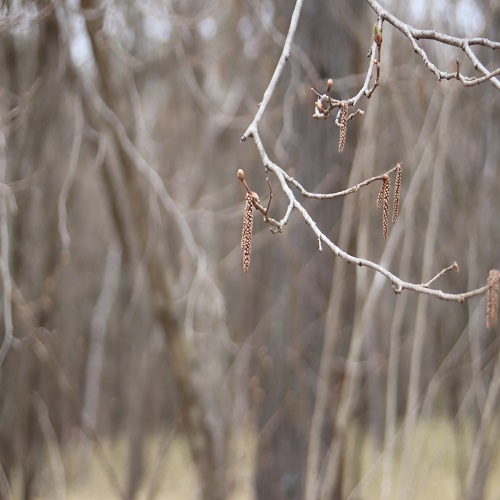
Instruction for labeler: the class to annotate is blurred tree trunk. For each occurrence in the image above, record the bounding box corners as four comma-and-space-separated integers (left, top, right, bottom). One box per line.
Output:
253, 1, 368, 499
1, 6, 65, 498
80, 1, 225, 498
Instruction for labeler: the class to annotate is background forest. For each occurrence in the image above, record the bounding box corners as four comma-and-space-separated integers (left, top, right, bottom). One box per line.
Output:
0, 0, 499, 499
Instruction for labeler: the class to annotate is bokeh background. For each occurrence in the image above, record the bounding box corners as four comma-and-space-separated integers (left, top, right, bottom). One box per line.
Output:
0, 0, 499, 499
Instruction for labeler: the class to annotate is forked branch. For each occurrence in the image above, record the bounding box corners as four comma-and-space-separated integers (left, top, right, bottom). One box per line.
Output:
365, 0, 500, 90
239, 0, 497, 314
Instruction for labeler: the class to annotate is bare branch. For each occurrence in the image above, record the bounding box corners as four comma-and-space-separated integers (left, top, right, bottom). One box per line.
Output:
312, 0, 499, 136
241, 0, 493, 305
241, 0, 305, 142
285, 163, 401, 200
420, 262, 459, 288
237, 169, 282, 229
365, 0, 500, 90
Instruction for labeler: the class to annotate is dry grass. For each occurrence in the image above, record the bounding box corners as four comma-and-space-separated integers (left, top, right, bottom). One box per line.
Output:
345, 417, 500, 500
17, 418, 500, 499
27, 431, 256, 500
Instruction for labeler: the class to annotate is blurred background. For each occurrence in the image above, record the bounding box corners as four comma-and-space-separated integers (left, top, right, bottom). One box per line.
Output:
0, 0, 499, 499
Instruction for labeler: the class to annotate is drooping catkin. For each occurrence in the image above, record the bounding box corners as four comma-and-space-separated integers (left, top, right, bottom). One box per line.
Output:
392, 163, 402, 224
376, 181, 384, 209
242, 193, 254, 272
382, 175, 390, 239
338, 102, 348, 154
486, 270, 500, 329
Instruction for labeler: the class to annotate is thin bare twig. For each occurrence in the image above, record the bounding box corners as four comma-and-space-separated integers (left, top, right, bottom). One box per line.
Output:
237, 170, 282, 229
420, 262, 459, 288
286, 163, 401, 200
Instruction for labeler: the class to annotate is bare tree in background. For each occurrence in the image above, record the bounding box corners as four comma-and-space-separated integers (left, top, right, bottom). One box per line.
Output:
0, 1, 499, 500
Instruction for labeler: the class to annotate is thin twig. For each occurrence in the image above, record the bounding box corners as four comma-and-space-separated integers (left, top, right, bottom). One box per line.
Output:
264, 177, 273, 220
420, 262, 459, 288
239, 175, 282, 229
286, 163, 401, 200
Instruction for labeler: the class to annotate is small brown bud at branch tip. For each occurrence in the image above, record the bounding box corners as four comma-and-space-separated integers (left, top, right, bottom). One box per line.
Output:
237, 169, 245, 181
327, 79, 333, 91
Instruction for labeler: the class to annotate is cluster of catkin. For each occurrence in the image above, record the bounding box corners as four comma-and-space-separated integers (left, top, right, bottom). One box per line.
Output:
377, 163, 402, 239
